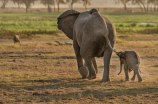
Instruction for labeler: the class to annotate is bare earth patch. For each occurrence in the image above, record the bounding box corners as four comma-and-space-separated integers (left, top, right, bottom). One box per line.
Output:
0, 35, 158, 104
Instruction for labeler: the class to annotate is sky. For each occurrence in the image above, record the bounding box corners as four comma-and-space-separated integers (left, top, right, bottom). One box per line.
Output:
4, 0, 136, 9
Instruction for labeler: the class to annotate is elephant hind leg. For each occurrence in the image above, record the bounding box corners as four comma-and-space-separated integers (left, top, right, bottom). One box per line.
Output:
132, 65, 142, 82
131, 71, 136, 81
73, 39, 88, 79
102, 48, 112, 82
124, 64, 129, 81
84, 57, 96, 79
92, 57, 98, 74
84, 57, 97, 74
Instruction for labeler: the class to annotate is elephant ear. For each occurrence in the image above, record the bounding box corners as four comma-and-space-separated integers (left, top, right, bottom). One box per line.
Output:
58, 10, 80, 19
89, 8, 99, 14
57, 10, 80, 40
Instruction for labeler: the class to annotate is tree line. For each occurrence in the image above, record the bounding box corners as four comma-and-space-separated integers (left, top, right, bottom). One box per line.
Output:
116, 0, 158, 12
1, 0, 158, 13
0, 0, 91, 13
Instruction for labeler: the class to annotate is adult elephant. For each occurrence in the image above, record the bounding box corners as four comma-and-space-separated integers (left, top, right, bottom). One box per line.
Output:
57, 8, 116, 82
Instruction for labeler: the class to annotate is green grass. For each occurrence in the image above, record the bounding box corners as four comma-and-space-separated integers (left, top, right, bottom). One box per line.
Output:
0, 13, 59, 32
103, 14, 158, 32
1, 13, 158, 35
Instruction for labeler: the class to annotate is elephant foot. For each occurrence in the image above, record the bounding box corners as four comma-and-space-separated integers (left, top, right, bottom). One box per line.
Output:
131, 78, 135, 81
88, 74, 96, 80
101, 78, 110, 82
79, 66, 88, 79
138, 78, 142, 82
125, 79, 129, 81
82, 76, 87, 79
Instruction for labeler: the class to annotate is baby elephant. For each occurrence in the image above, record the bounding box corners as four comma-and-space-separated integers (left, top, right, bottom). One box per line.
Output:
116, 51, 142, 82
13, 35, 21, 44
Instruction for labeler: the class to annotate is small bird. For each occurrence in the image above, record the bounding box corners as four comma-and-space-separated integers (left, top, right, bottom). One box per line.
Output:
13, 35, 21, 44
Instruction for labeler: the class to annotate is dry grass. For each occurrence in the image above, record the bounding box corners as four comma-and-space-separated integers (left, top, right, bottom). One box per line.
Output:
0, 35, 158, 104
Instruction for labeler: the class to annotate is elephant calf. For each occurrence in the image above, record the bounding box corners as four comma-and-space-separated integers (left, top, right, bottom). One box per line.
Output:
13, 35, 21, 44
116, 51, 142, 82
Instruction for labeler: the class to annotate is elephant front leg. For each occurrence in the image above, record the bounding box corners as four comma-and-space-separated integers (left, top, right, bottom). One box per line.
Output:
102, 49, 112, 82
73, 40, 88, 79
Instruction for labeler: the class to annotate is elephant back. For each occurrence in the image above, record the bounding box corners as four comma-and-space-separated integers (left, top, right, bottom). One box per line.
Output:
57, 10, 80, 19
125, 51, 140, 65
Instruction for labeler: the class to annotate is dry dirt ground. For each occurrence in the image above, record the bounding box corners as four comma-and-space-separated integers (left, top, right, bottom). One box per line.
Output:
0, 34, 158, 104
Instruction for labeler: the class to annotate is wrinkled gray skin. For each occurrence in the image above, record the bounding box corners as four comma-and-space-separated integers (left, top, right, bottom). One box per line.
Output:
57, 8, 116, 81
117, 51, 142, 82
13, 35, 21, 44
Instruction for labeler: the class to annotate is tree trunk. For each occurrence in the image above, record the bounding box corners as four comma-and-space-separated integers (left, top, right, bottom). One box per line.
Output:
57, 3, 59, 12
48, 4, 51, 13
0, 0, 8, 9
54, 3, 55, 11
85, 3, 87, 10
18, 2, 20, 9
85, 0, 87, 10
154, 1, 156, 11
137, 2, 143, 11
140, 1, 147, 11
26, 5, 28, 13
1, 5, 5, 9
71, 4, 73, 9
26, 8, 28, 13
85, 5, 87, 10
123, 4, 127, 10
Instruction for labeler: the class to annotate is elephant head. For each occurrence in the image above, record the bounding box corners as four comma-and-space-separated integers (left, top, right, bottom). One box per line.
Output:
116, 51, 126, 59
57, 10, 80, 39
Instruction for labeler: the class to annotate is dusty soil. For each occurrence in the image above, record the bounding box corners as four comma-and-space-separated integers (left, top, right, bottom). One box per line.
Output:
0, 35, 158, 104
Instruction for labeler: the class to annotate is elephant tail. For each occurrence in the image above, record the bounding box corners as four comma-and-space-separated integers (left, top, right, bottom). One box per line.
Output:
102, 31, 115, 52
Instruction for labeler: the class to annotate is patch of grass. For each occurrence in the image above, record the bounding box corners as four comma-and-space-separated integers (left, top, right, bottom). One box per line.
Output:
146, 24, 154, 27
131, 23, 137, 27
119, 24, 124, 27
116, 39, 127, 44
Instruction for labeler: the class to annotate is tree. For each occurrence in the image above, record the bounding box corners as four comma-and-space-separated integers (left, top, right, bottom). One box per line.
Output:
147, 0, 158, 11
82, 0, 91, 10
41, 0, 55, 12
0, 0, 9, 9
115, 0, 131, 10
131, 0, 154, 11
131, 0, 144, 11
66, 0, 80, 9
56, 0, 65, 12
11, 0, 22, 8
20, 0, 37, 13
